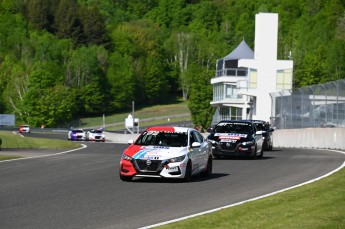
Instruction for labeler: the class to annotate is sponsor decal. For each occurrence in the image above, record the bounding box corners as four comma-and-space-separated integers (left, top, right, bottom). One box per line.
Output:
221, 139, 237, 143
133, 149, 162, 160
179, 163, 187, 168
215, 133, 247, 139
168, 166, 178, 172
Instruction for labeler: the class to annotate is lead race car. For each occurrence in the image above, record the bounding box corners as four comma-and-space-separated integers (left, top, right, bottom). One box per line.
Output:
207, 120, 264, 159
119, 126, 213, 182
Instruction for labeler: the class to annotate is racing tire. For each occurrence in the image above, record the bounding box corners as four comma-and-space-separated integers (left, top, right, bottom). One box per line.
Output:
201, 156, 212, 177
119, 172, 133, 182
183, 161, 192, 182
258, 147, 264, 159
250, 146, 257, 160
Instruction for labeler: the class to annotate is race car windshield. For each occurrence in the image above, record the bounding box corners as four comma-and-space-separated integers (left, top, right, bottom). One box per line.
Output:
135, 131, 188, 147
215, 123, 253, 134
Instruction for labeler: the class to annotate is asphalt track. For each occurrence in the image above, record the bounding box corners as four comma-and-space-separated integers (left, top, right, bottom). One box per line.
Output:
1, 132, 345, 229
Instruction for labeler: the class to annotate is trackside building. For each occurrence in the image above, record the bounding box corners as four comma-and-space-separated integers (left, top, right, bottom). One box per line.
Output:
210, 13, 293, 124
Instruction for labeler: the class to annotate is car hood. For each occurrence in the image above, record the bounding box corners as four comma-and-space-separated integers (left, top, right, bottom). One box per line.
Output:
90, 133, 104, 136
124, 145, 187, 160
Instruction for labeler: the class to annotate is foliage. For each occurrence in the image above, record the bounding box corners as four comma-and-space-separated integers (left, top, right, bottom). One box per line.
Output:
0, 0, 344, 128
188, 67, 215, 131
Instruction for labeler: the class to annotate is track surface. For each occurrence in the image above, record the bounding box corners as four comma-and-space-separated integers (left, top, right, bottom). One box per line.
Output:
1, 132, 345, 229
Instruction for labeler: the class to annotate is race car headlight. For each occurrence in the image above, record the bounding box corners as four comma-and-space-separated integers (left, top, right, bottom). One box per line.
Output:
167, 155, 186, 163
121, 154, 132, 161
242, 141, 254, 146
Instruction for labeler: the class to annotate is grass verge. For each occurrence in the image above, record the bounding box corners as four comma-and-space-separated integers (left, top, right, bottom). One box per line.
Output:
0, 131, 80, 161
79, 100, 190, 128
158, 166, 345, 229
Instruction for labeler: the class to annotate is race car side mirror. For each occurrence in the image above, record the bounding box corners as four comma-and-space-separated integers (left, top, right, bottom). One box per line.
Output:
255, 131, 264, 135
128, 139, 134, 145
191, 142, 201, 148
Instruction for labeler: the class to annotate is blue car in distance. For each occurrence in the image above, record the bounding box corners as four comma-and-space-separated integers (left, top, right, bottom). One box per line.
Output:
68, 129, 86, 141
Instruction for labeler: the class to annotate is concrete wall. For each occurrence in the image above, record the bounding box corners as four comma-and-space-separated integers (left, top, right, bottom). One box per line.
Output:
105, 132, 140, 144
273, 128, 345, 150
106, 128, 345, 150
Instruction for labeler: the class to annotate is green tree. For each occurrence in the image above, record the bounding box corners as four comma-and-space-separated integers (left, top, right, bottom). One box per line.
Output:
188, 66, 215, 131
78, 5, 109, 45
54, 0, 81, 42
26, 0, 54, 32
106, 52, 135, 111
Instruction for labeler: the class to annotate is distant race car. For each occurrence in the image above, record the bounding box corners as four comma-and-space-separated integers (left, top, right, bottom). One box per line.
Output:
68, 129, 86, 141
119, 126, 213, 182
249, 120, 274, 151
19, 125, 30, 133
207, 120, 264, 159
86, 129, 105, 142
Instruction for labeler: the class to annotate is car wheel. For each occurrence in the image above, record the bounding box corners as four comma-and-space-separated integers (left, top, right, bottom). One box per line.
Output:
250, 146, 257, 160
212, 154, 220, 159
258, 147, 264, 159
119, 172, 133, 182
183, 161, 192, 182
201, 156, 212, 177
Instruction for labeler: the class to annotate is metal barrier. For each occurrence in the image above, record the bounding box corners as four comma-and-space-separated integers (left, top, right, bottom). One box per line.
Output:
270, 79, 345, 129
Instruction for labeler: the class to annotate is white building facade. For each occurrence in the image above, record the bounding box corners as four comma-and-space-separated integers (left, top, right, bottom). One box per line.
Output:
210, 13, 293, 124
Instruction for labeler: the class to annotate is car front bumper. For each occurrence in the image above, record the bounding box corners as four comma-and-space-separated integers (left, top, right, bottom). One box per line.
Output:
120, 157, 188, 179
211, 142, 255, 157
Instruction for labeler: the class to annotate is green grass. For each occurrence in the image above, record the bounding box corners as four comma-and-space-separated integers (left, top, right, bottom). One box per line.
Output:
105, 116, 192, 131
158, 167, 345, 229
0, 131, 80, 160
79, 100, 190, 128
0, 155, 23, 160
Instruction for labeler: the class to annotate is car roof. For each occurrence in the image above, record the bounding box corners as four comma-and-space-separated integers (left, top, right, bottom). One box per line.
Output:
217, 120, 253, 124
145, 126, 193, 133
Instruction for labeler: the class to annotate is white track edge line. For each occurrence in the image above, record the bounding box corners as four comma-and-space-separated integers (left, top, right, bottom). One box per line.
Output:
0, 144, 87, 163
139, 149, 345, 229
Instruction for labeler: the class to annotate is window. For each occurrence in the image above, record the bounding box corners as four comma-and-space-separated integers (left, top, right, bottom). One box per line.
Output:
219, 107, 243, 120
276, 69, 292, 89
225, 84, 240, 99
213, 83, 224, 102
249, 69, 257, 89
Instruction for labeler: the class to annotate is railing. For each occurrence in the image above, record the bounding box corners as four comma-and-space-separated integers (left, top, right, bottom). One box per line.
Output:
270, 79, 345, 129
215, 68, 247, 77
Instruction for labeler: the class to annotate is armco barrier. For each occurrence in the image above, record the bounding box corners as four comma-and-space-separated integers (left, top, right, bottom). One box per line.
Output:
273, 128, 345, 150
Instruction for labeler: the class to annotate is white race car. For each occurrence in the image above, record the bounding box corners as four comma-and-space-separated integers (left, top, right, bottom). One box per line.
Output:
68, 129, 86, 141
86, 129, 105, 142
119, 126, 213, 182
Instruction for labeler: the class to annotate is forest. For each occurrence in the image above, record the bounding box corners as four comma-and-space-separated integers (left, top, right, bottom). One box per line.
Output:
0, 0, 344, 128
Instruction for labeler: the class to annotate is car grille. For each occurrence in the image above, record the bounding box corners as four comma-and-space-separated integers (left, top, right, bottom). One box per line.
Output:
134, 159, 163, 173
219, 142, 236, 151
95, 136, 101, 139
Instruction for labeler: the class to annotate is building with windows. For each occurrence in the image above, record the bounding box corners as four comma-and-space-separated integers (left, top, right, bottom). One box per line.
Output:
210, 12, 293, 124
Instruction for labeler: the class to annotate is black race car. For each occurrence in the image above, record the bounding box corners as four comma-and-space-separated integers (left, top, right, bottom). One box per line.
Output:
207, 120, 264, 159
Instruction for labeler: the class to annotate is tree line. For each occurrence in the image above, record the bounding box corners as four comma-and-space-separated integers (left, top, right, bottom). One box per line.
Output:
0, 0, 344, 128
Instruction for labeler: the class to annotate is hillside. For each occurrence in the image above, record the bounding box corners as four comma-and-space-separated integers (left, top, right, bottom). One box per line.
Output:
0, 0, 344, 129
